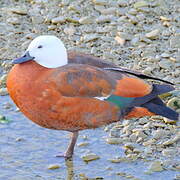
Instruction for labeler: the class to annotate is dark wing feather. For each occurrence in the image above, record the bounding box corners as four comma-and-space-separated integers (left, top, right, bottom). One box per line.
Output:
104, 67, 174, 85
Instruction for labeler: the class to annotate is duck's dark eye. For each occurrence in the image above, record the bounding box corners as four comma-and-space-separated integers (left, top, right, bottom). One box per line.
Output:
37, 45, 43, 49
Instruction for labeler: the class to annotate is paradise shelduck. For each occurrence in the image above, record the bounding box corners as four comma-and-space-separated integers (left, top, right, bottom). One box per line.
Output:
7, 35, 179, 158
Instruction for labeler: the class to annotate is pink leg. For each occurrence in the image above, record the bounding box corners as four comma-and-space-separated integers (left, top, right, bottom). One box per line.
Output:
56, 131, 79, 159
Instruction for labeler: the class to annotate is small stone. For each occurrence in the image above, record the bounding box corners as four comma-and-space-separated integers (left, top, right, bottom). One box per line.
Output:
152, 129, 168, 139
115, 36, 125, 45
161, 53, 170, 58
170, 35, 180, 48
148, 161, 163, 172
100, 7, 117, 15
143, 139, 156, 146
82, 34, 99, 42
135, 130, 147, 139
0, 88, 8, 96
15, 137, 24, 142
11, 7, 27, 15
167, 97, 180, 110
162, 149, 176, 156
163, 118, 177, 124
158, 60, 172, 69
109, 157, 128, 163
51, 16, 66, 24
92, 0, 108, 5
160, 16, 170, 21
163, 134, 180, 146
66, 17, 80, 23
106, 137, 123, 144
77, 142, 89, 147
7, 17, 20, 25
117, 32, 132, 40
134, 1, 148, 9
82, 153, 100, 162
79, 16, 94, 24
48, 164, 61, 170
96, 15, 113, 23
145, 29, 160, 39
64, 27, 76, 36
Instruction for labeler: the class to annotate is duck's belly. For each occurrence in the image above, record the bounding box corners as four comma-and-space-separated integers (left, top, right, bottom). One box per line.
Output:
8, 82, 119, 131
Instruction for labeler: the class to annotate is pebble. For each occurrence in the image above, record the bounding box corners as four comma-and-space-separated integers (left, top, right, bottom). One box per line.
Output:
106, 137, 123, 144
82, 153, 100, 162
163, 134, 180, 146
158, 60, 172, 69
152, 129, 168, 139
11, 7, 28, 15
79, 16, 94, 24
47, 164, 61, 170
100, 7, 117, 15
96, 15, 113, 23
51, 16, 66, 24
167, 97, 180, 110
162, 149, 176, 156
145, 29, 160, 39
148, 161, 163, 172
115, 36, 125, 46
161, 53, 170, 58
134, 1, 148, 9
77, 142, 89, 147
92, 0, 109, 6
109, 157, 129, 163
170, 35, 180, 48
117, 32, 132, 40
82, 34, 99, 42
64, 27, 76, 36
0, 88, 8, 96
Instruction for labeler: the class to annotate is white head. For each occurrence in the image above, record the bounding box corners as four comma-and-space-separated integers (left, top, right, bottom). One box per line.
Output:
13, 35, 68, 68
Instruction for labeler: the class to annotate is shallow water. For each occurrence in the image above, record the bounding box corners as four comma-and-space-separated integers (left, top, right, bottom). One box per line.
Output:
0, 95, 179, 180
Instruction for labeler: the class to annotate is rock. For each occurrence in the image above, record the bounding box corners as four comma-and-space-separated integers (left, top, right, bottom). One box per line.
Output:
51, 16, 66, 24
66, 17, 79, 23
148, 161, 163, 172
82, 153, 100, 162
100, 7, 117, 15
158, 60, 172, 69
115, 36, 125, 45
92, 0, 108, 6
77, 142, 89, 147
117, 32, 132, 40
11, 7, 27, 15
134, 1, 148, 9
161, 53, 170, 58
134, 130, 147, 139
163, 134, 180, 146
170, 35, 180, 48
167, 97, 180, 110
79, 16, 94, 24
160, 16, 170, 21
152, 129, 168, 139
109, 157, 128, 163
0, 88, 8, 96
96, 15, 113, 23
64, 27, 76, 36
7, 17, 20, 25
48, 164, 61, 170
82, 34, 99, 42
162, 149, 176, 156
145, 29, 160, 39
106, 137, 123, 144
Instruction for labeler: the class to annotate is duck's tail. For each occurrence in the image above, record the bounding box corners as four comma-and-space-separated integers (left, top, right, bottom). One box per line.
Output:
120, 84, 179, 120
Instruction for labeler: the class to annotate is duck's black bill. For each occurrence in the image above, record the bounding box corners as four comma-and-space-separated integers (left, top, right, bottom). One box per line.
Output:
12, 51, 35, 64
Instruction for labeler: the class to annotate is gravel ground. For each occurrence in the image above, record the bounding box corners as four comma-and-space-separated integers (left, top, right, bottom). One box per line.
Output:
0, 0, 180, 179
